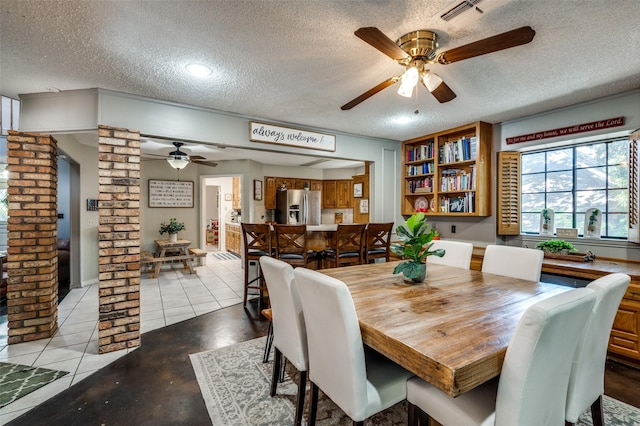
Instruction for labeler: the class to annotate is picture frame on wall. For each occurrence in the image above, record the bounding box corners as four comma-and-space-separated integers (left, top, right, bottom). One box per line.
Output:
353, 182, 363, 198
254, 179, 263, 201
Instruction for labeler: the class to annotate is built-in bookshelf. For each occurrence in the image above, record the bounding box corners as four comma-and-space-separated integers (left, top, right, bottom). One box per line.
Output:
401, 121, 492, 216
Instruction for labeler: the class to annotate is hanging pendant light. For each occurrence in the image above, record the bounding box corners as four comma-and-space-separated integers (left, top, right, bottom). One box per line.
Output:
166, 142, 191, 170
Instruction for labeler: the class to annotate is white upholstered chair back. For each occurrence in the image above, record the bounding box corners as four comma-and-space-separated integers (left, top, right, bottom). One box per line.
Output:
494, 288, 596, 425
259, 256, 308, 371
407, 288, 596, 426
426, 240, 474, 269
565, 273, 630, 424
481, 245, 544, 282
293, 267, 368, 420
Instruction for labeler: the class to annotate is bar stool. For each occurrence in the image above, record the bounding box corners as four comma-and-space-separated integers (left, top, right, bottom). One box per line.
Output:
241, 223, 272, 311
273, 224, 317, 269
364, 222, 393, 263
324, 223, 366, 268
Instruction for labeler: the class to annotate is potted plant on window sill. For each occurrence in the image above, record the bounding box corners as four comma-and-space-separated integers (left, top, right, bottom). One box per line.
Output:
390, 213, 445, 283
159, 218, 185, 243
535, 239, 595, 262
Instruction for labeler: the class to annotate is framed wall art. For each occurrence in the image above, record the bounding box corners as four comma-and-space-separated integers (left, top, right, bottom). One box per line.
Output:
148, 180, 194, 208
353, 182, 363, 198
254, 179, 263, 201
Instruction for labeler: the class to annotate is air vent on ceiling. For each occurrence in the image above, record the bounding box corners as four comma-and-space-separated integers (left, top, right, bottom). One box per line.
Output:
437, 0, 510, 27
440, 0, 482, 22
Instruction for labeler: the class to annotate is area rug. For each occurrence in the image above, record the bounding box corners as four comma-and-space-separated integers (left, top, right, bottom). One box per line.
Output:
190, 337, 640, 426
0, 362, 69, 408
211, 252, 240, 261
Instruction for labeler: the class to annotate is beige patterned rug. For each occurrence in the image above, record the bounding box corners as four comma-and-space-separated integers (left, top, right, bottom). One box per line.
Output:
190, 337, 640, 426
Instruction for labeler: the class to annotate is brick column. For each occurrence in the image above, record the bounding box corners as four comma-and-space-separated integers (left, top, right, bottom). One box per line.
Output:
97, 125, 141, 354
6, 131, 58, 344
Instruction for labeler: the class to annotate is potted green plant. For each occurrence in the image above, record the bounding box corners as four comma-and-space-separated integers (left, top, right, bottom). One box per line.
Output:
542, 208, 551, 230
588, 208, 600, 233
390, 213, 445, 283
159, 218, 185, 242
535, 239, 577, 254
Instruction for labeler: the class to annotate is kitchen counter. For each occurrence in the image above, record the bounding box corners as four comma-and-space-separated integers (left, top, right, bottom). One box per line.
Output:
307, 224, 338, 232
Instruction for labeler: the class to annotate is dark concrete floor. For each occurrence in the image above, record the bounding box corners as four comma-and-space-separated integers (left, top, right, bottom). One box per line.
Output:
6, 300, 640, 425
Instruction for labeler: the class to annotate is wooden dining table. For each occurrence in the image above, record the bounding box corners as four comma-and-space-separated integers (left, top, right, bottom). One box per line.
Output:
320, 260, 570, 397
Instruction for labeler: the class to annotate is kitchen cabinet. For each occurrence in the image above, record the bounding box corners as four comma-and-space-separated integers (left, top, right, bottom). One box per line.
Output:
336, 180, 352, 208
264, 176, 277, 209
322, 179, 352, 208
322, 180, 337, 208
225, 224, 242, 255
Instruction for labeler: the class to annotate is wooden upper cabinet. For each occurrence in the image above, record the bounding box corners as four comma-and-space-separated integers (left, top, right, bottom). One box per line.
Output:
323, 180, 337, 208
401, 121, 492, 216
310, 180, 323, 191
336, 180, 352, 208
264, 176, 277, 209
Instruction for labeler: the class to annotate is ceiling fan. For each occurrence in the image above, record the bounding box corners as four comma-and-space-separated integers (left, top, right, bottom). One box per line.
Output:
341, 26, 535, 110
145, 141, 218, 170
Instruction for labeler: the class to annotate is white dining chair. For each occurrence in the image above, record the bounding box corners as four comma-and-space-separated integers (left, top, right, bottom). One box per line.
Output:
259, 256, 308, 426
407, 287, 596, 426
293, 267, 414, 426
565, 273, 630, 426
481, 244, 544, 281
426, 240, 474, 269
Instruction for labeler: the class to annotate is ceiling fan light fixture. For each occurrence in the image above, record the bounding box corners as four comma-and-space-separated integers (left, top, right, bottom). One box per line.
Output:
423, 71, 444, 92
166, 154, 190, 170
397, 66, 420, 97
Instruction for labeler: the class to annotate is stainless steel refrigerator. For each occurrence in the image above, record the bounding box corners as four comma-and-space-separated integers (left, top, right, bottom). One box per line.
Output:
275, 189, 321, 225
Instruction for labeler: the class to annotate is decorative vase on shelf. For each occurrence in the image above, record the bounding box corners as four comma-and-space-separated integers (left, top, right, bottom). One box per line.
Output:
169, 233, 178, 243
584, 208, 601, 239
540, 208, 554, 236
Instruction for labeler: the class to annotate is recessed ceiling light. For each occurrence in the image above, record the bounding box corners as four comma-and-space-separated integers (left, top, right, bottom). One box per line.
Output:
395, 116, 412, 124
186, 63, 212, 78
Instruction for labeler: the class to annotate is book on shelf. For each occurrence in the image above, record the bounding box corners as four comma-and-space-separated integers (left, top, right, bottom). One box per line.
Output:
438, 136, 478, 163
407, 140, 435, 162
441, 193, 475, 213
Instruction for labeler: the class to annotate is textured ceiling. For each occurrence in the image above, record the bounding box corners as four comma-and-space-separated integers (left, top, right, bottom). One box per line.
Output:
1, 0, 639, 150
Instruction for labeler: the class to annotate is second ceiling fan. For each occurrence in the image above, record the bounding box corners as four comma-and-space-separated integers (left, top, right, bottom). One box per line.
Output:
341, 26, 535, 110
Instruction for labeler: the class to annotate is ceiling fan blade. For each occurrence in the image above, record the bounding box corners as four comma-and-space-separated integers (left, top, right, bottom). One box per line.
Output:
437, 26, 535, 64
192, 159, 218, 167
354, 27, 409, 61
422, 80, 457, 103
341, 76, 401, 110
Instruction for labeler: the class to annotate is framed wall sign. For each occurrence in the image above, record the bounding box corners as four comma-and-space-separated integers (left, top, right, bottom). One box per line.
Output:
353, 182, 363, 198
250, 121, 336, 152
254, 179, 263, 201
148, 180, 194, 208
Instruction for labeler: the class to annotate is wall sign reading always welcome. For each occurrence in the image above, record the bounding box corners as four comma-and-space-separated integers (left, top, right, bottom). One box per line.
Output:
249, 121, 336, 152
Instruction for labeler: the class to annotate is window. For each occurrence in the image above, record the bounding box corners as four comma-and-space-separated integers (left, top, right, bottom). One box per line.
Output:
521, 139, 629, 238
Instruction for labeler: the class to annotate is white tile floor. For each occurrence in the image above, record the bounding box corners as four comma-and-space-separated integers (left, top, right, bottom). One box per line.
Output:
0, 253, 244, 425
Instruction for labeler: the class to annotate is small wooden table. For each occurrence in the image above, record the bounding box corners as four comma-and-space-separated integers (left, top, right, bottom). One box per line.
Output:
321, 260, 569, 397
148, 239, 195, 278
